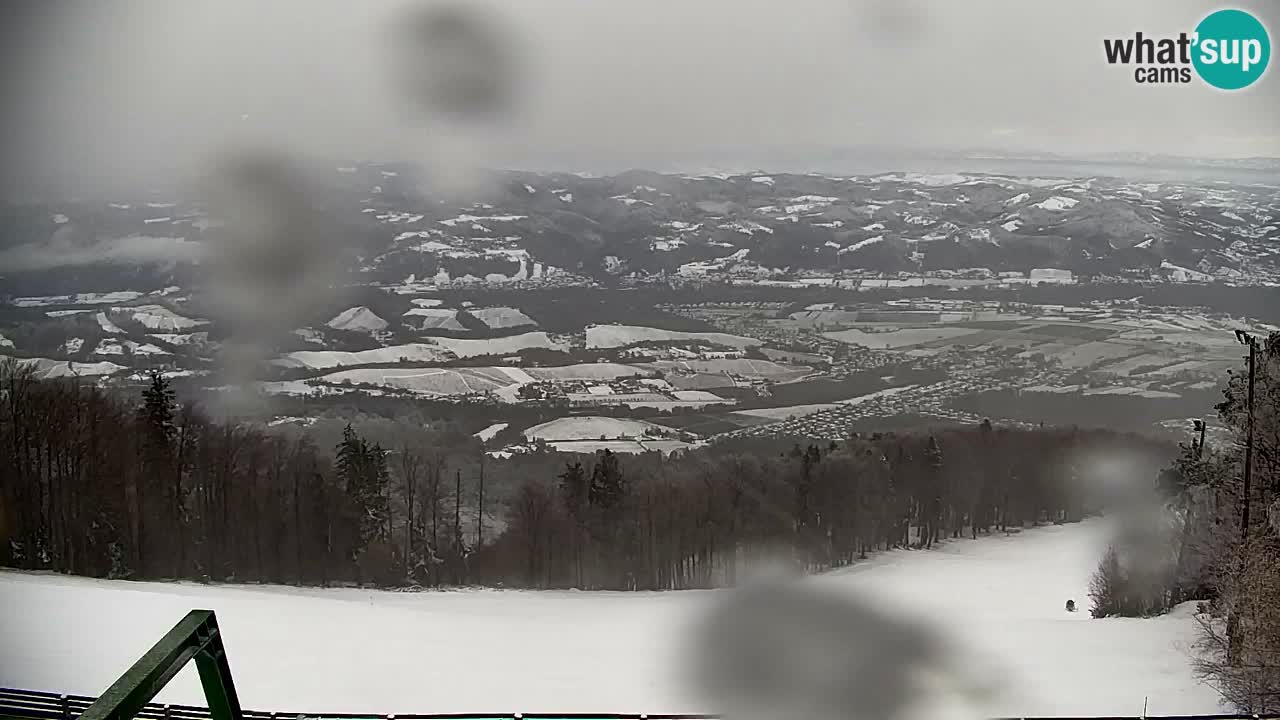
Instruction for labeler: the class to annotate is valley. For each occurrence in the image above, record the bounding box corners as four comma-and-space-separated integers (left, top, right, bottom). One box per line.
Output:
2, 166, 1277, 453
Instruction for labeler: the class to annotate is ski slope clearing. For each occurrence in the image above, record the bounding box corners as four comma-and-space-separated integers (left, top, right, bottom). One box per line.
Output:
0, 522, 1219, 716
0, 517, 1218, 712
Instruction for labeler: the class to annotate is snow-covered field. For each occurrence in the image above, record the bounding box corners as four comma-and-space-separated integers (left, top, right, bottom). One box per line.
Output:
586, 325, 762, 350
275, 334, 566, 371
524, 363, 650, 382
274, 344, 452, 371
327, 306, 388, 333
523, 415, 670, 441
124, 305, 207, 331
542, 438, 698, 455
474, 422, 509, 441
12, 291, 144, 308
92, 338, 170, 357
1033, 196, 1080, 211
0, 522, 1220, 716
403, 307, 466, 331
95, 312, 124, 334
429, 333, 566, 359
645, 359, 811, 382
470, 307, 538, 330
732, 402, 840, 421
824, 327, 981, 350
6, 357, 127, 379
318, 367, 515, 397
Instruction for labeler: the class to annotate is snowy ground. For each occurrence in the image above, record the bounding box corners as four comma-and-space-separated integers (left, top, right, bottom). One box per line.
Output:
523, 416, 671, 442
586, 325, 761, 350
0, 521, 1221, 716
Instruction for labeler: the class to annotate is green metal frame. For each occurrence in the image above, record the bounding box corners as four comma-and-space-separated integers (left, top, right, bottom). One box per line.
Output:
81, 610, 242, 720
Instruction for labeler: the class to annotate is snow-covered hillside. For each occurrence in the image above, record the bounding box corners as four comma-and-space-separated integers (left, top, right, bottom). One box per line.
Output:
0, 521, 1220, 715
326, 306, 388, 333
6, 169, 1278, 302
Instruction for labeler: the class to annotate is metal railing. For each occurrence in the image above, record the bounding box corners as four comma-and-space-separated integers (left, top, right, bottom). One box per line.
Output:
4, 689, 1280, 720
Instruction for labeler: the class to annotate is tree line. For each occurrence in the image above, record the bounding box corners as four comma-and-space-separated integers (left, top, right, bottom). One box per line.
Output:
488, 426, 1169, 590
0, 362, 467, 587
1086, 331, 1280, 712
1, 357, 1173, 592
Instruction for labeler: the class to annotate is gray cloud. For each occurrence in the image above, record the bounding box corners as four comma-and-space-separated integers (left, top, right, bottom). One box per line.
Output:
3, 0, 1277, 194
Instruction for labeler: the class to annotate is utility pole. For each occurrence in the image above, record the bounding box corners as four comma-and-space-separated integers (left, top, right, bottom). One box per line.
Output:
454, 467, 463, 584
1234, 330, 1258, 544
477, 451, 485, 548
454, 468, 462, 548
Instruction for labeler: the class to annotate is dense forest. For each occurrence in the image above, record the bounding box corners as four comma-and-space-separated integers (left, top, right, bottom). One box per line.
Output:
1, 357, 1171, 591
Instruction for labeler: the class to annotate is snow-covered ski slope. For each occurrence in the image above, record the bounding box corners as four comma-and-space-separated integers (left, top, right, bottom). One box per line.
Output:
0, 520, 1220, 716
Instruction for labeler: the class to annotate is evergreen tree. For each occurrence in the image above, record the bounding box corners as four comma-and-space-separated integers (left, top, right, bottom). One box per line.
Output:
559, 461, 588, 519
559, 460, 589, 587
136, 372, 176, 576
589, 449, 626, 510
336, 424, 362, 494
139, 372, 176, 443
365, 442, 391, 543
334, 425, 391, 565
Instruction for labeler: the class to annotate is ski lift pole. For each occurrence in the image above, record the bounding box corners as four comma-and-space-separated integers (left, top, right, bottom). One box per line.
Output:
81, 610, 243, 720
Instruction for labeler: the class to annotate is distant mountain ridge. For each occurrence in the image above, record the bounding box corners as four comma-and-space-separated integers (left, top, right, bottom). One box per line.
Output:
1, 166, 1277, 298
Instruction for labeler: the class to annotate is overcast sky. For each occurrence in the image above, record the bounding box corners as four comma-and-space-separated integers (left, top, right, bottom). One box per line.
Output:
3, 0, 1278, 190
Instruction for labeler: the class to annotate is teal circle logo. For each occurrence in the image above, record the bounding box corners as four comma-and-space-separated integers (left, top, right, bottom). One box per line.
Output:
1192, 9, 1270, 90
